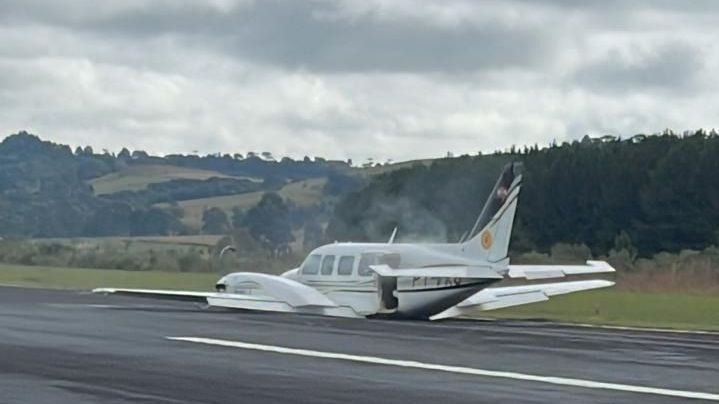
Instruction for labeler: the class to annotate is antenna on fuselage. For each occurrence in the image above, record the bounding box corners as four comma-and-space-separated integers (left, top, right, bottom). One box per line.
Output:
388, 227, 398, 244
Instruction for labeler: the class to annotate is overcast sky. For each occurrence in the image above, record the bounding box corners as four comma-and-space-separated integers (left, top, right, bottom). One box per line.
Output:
1, 0, 717, 162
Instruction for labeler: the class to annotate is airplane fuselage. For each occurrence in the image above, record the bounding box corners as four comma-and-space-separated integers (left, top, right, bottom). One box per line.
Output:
220, 242, 505, 319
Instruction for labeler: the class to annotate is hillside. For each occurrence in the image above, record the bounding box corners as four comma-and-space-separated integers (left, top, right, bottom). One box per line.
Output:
7, 129, 718, 259
328, 131, 719, 257
0, 131, 359, 238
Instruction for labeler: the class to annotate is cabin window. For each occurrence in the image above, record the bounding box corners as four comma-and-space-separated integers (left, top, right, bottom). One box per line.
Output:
321, 255, 335, 275
358, 254, 378, 277
301, 254, 321, 275
338, 256, 355, 276
382, 253, 401, 269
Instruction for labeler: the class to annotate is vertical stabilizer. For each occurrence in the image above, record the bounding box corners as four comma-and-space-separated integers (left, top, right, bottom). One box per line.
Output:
462, 162, 522, 263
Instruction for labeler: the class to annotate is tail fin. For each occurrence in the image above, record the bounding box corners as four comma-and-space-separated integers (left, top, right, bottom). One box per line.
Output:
462, 162, 522, 263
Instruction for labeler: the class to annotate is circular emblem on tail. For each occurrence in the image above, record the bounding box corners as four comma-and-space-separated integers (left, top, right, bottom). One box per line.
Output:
480, 230, 493, 250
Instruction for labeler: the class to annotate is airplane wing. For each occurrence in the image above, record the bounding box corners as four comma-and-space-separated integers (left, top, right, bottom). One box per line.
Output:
93, 273, 362, 318
429, 279, 614, 320
507, 260, 615, 280
369, 264, 503, 279
92, 288, 217, 302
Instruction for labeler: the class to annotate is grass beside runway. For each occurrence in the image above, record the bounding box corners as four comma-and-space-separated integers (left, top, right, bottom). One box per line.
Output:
0, 263, 218, 291
480, 289, 719, 331
1, 263, 717, 331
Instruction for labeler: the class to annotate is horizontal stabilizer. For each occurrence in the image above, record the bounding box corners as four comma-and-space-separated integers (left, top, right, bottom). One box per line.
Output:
507, 260, 615, 280
369, 264, 502, 279
429, 279, 614, 320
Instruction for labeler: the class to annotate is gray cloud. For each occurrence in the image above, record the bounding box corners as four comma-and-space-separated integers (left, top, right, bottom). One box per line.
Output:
0, 0, 718, 162
1, 0, 555, 73
224, 2, 553, 73
574, 42, 705, 93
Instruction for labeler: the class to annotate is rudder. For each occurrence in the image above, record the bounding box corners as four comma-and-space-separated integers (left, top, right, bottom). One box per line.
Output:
462, 162, 522, 263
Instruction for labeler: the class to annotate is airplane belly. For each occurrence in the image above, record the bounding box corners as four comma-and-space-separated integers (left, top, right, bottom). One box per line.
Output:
395, 280, 494, 319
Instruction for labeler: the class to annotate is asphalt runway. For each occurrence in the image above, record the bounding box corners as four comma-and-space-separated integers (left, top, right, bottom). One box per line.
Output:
1, 286, 717, 403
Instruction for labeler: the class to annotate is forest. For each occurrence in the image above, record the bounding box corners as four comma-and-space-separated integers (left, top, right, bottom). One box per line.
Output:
327, 130, 719, 257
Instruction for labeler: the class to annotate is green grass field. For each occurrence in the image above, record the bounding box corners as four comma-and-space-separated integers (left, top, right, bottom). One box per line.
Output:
89, 164, 258, 195
480, 289, 719, 331
0, 264, 218, 290
155, 177, 328, 230
33, 235, 225, 258
1, 263, 717, 331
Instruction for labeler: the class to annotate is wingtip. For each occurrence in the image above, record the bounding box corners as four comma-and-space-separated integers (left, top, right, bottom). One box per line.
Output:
587, 260, 617, 273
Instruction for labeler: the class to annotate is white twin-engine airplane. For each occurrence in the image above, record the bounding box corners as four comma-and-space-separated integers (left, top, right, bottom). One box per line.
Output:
94, 163, 615, 320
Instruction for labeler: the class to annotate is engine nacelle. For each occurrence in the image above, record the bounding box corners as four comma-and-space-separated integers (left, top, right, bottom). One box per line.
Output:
214, 272, 338, 308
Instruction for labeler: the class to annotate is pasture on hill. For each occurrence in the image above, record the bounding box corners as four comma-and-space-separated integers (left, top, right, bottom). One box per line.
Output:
89, 164, 259, 195
156, 177, 329, 230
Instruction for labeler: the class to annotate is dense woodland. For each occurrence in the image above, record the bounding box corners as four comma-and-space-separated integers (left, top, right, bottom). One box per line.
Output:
328, 130, 719, 257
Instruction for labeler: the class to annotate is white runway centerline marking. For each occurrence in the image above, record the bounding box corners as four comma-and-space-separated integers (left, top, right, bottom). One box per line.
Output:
167, 336, 719, 401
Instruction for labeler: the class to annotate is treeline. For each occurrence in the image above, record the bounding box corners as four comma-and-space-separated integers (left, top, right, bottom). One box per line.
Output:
0, 232, 299, 274
328, 130, 719, 257
0, 191, 319, 273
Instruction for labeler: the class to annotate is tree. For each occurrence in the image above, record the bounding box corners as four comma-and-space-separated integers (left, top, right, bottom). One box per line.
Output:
84, 203, 133, 236
130, 208, 186, 236
201, 207, 230, 234
131, 150, 149, 159
611, 231, 637, 261
244, 192, 295, 256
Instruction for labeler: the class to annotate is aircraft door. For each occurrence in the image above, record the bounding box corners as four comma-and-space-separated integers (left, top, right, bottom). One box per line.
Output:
360, 252, 401, 313
378, 253, 400, 312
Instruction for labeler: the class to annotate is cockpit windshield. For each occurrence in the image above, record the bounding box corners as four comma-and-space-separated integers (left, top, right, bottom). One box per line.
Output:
301, 254, 321, 275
